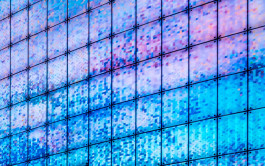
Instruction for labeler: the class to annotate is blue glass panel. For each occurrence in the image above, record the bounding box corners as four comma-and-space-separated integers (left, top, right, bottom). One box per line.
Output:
0, 137, 10, 164
11, 0, 27, 13
48, 0, 67, 27
68, 80, 88, 117
68, 47, 88, 84
89, 73, 111, 110
48, 153, 67, 166
170, 163, 188, 166
162, 125, 188, 164
189, 118, 217, 159
137, 21, 161, 61
113, 30, 135, 69
113, 0, 135, 33
163, 12, 188, 54
28, 158, 46, 166
89, 0, 108, 9
11, 102, 27, 134
29, 0, 47, 35
0, 108, 10, 138
190, 41, 217, 83
48, 55, 67, 91
89, 142, 111, 166
189, 157, 217, 166
112, 65, 135, 104
112, 136, 135, 166
11, 9, 28, 43
28, 126, 47, 159
0, 0, 10, 20
68, 113, 88, 150
89, 107, 111, 144
218, 152, 247, 166
0, 48, 10, 79
29, 0, 41, 4
163, 50, 188, 90
11, 40, 28, 74
48, 88, 67, 123
218, 73, 247, 116
249, 108, 265, 150
112, 100, 135, 139
249, 0, 265, 28
14, 163, 27, 166
29, 95, 47, 129
0, 78, 10, 109
89, 38, 111, 76
11, 71, 28, 104
68, 0, 88, 18
89, 4, 111, 42
248, 149, 265, 165
11, 132, 27, 164
137, 57, 161, 97
249, 68, 265, 109
29, 63, 47, 98
0, 18, 10, 50
68, 13, 88, 51
189, 80, 217, 121
218, 113, 247, 154
48, 23, 67, 59
29, 31, 47, 66
190, 0, 212, 7
137, 0, 161, 25
162, 87, 188, 128
137, 93, 161, 133
136, 130, 161, 165
162, 0, 188, 16
48, 120, 67, 154
68, 147, 88, 166
190, 2, 217, 45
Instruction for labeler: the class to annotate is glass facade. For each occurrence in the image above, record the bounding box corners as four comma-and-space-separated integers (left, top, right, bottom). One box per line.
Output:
0, 0, 264, 165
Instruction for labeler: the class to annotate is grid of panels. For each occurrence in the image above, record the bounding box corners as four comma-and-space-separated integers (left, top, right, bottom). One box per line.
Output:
0, 0, 265, 165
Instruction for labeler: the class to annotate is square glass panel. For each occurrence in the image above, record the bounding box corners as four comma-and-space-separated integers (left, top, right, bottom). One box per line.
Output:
0, 18, 10, 50
28, 158, 46, 166
248, 149, 265, 165
29, 0, 47, 35
11, 132, 27, 164
218, 152, 247, 166
162, 0, 188, 16
89, 0, 108, 9
68, 0, 88, 18
0, 0, 10, 20
11, 9, 28, 43
11, 102, 27, 134
11, 40, 28, 74
0, 48, 10, 79
68, 147, 89, 166
89, 142, 111, 166
249, 0, 265, 28
29, 95, 47, 129
11, 0, 27, 13
0, 137, 10, 164
29, 63, 47, 98
28, 126, 47, 159
0, 108, 10, 139
48, 0, 67, 27
11, 71, 28, 104
48, 153, 67, 166
0, 78, 10, 109
137, 0, 161, 25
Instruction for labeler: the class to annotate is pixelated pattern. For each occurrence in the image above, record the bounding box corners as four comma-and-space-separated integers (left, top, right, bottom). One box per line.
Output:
162, 0, 188, 16
249, 108, 265, 150
48, 0, 67, 27
0, 0, 10, 20
137, 21, 161, 61
162, 125, 188, 164
163, 50, 188, 90
48, 153, 67, 166
11, 132, 27, 164
11, 9, 28, 43
11, 0, 27, 13
248, 149, 265, 165
48, 55, 67, 91
29, 95, 47, 129
112, 136, 135, 166
189, 80, 217, 121
90, 38, 111, 76
249, 0, 265, 28
29, 31, 47, 67
218, 152, 247, 166
68, 113, 88, 150
89, 142, 111, 166
112, 101, 135, 139
163, 12, 188, 53
0, 78, 10, 109
29, 0, 47, 35
68, 0, 88, 18
113, 30, 135, 69
89, 107, 111, 144
162, 87, 188, 128
113, 0, 135, 33
189, 119, 217, 159
11, 71, 28, 104
68, 147, 89, 166
89, 4, 111, 42
189, 157, 217, 166
48, 23, 67, 59
28, 126, 47, 159
189, 0, 212, 7
11, 102, 27, 134
29, 63, 47, 98
89, 73, 111, 110
190, 41, 217, 83
48, 88, 67, 123
68, 13, 88, 51
0, 48, 10, 79
218, 113, 247, 154
136, 130, 161, 165
137, 94, 161, 133
137, 0, 161, 25
68, 47, 88, 84
68, 80, 89, 117
190, 2, 217, 45
0, 108, 10, 139
112, 65, 135, 104
90, 0, 109, 9
137, 57, 161, 97
218, 73, 247, 116
28, 158, 46, 166
218, 33, 247, 75
11, 40, 28, 74
0, 18, 10, 50
249, 27, 265, 69
48, 120, 67, 154
0, 137, 10, 164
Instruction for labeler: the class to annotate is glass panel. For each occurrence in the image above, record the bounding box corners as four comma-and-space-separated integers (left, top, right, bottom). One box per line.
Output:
89, 0, 108, 9
218, 152, 247, 166
0, 137, 10, 164
11, 132, 27, 164
137, 0, 161, 25
48, 153, 67, 166
189, 158, 217, 166
29, 95, 47, 129
249, 0, 265, 28
29, 63, 47, 98
48, 0, 67, 27
0, 18, 10, 50
11, 40, 28, 74
11, 102, 27, 134
0, 48, 10, 80
0, 0, 10, 20
68, 147, 89, 166
89, 142, 111, 166
11, 71, 28, 104
0, 78, 10, 109
28, 158, 46, 166
0, 108, 10, 138
28, 126, 47, 159
162, 0, 188, 16
29, 0, 47, 35
11, 0, 27, 13
190, 0, 212, 7
68, 0, 88, 18
248, 149, 265, 165
11, 9, 28, 43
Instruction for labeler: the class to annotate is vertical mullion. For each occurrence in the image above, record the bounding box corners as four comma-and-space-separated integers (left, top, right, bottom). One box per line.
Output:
66, 0, 69, 165
187, 0, 190, 164
9, 0, 12, 165
246, 0, 249, 163
160, 0, 163, 165
216, 0, 219, 164
110, 0, 113, 166
46, 0, 49, 164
